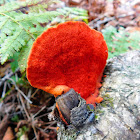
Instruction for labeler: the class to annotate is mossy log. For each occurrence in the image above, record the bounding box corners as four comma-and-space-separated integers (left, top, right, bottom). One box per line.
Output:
57, 50, 140, 140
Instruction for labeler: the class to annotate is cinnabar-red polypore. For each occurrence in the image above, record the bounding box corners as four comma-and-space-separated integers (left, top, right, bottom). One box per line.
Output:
26, 21, 108, 105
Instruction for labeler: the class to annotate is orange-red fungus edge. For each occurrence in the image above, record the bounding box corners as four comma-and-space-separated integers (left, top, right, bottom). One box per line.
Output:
26, 21, 108, 105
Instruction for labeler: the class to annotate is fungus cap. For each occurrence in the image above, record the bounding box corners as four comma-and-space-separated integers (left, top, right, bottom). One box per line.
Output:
26, 21, 108, 100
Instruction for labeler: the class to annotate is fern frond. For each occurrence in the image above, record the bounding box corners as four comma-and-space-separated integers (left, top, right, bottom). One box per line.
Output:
0, 1, 27, 13
0, 10, 62, 65
18, 40, 33, 72
56, 7, 88, 20
102, 26, 140, 58
16, 11, 61, 24
28, 0, 61, 13
0, 29, 30, 64
57, 7, 88, 17
0, 12, 35, 39
55, 7, 88, 23
0, 0, 60, 13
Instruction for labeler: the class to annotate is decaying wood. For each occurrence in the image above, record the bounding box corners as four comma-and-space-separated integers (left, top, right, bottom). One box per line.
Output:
56, 89, 79, 124
57, 50, 140, 140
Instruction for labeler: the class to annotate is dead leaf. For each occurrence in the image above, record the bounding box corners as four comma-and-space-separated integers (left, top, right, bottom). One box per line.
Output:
0, 63, 10, 77
2, 127, 14, 140
126, 26, 140, 32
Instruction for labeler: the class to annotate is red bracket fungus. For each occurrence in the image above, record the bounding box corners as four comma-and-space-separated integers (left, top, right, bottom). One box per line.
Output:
26, 21, 108, 106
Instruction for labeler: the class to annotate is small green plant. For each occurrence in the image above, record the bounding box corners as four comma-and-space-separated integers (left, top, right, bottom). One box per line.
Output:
11, 114, 19, 122
100, 94, 114, 107
102, 26, 140, 59
0, 0, 88, 72
16, 126, 29, 140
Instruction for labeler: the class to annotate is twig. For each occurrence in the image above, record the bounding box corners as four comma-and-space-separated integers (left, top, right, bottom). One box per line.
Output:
7, 78, 32, 104
32, 121, 56, 140
47, 105, 55, 111
47, 126, 57, 130
1, 82, 7, 98
0, 82, 7, 109
18, 92, 30, 120
33, 106, 46, 118
88, 13, 135, 29
41, 121, 56, 125
32, 122, 38, 140
0, 68, 19, 87
31, 114, 39, 140
27, 89, 32, 110
31, 89, 39, 98
35, 112, 50, 119
33, 97, 52, 118
7, 0, 50, 13
36, 127, 50, 137
44, 121, 56, 131
16, 93, 27, 120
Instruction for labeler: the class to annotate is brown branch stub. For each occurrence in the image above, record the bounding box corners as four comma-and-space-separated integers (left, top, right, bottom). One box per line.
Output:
55, 88, 79, 125
53, 89, 95, 129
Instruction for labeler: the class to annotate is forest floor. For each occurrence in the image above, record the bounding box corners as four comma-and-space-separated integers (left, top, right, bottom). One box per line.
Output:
0, 0, 140, 140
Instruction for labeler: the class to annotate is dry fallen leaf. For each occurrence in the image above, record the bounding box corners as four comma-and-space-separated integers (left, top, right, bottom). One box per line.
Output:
126, 26, 140, 32
3, 127, 14, 140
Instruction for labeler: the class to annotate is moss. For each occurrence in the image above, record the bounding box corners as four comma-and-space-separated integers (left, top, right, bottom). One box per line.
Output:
100, 94, 114, 108
94, 94, 114, 120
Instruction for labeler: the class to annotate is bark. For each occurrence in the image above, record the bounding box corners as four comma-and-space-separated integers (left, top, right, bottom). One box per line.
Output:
57, 50, 140, 140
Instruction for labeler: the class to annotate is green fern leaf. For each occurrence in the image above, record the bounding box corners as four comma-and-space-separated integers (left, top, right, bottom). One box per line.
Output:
18, 39, 33, 72
102, 26, 140, 59
0, 29, 30, 64
0, 2, 27, 13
